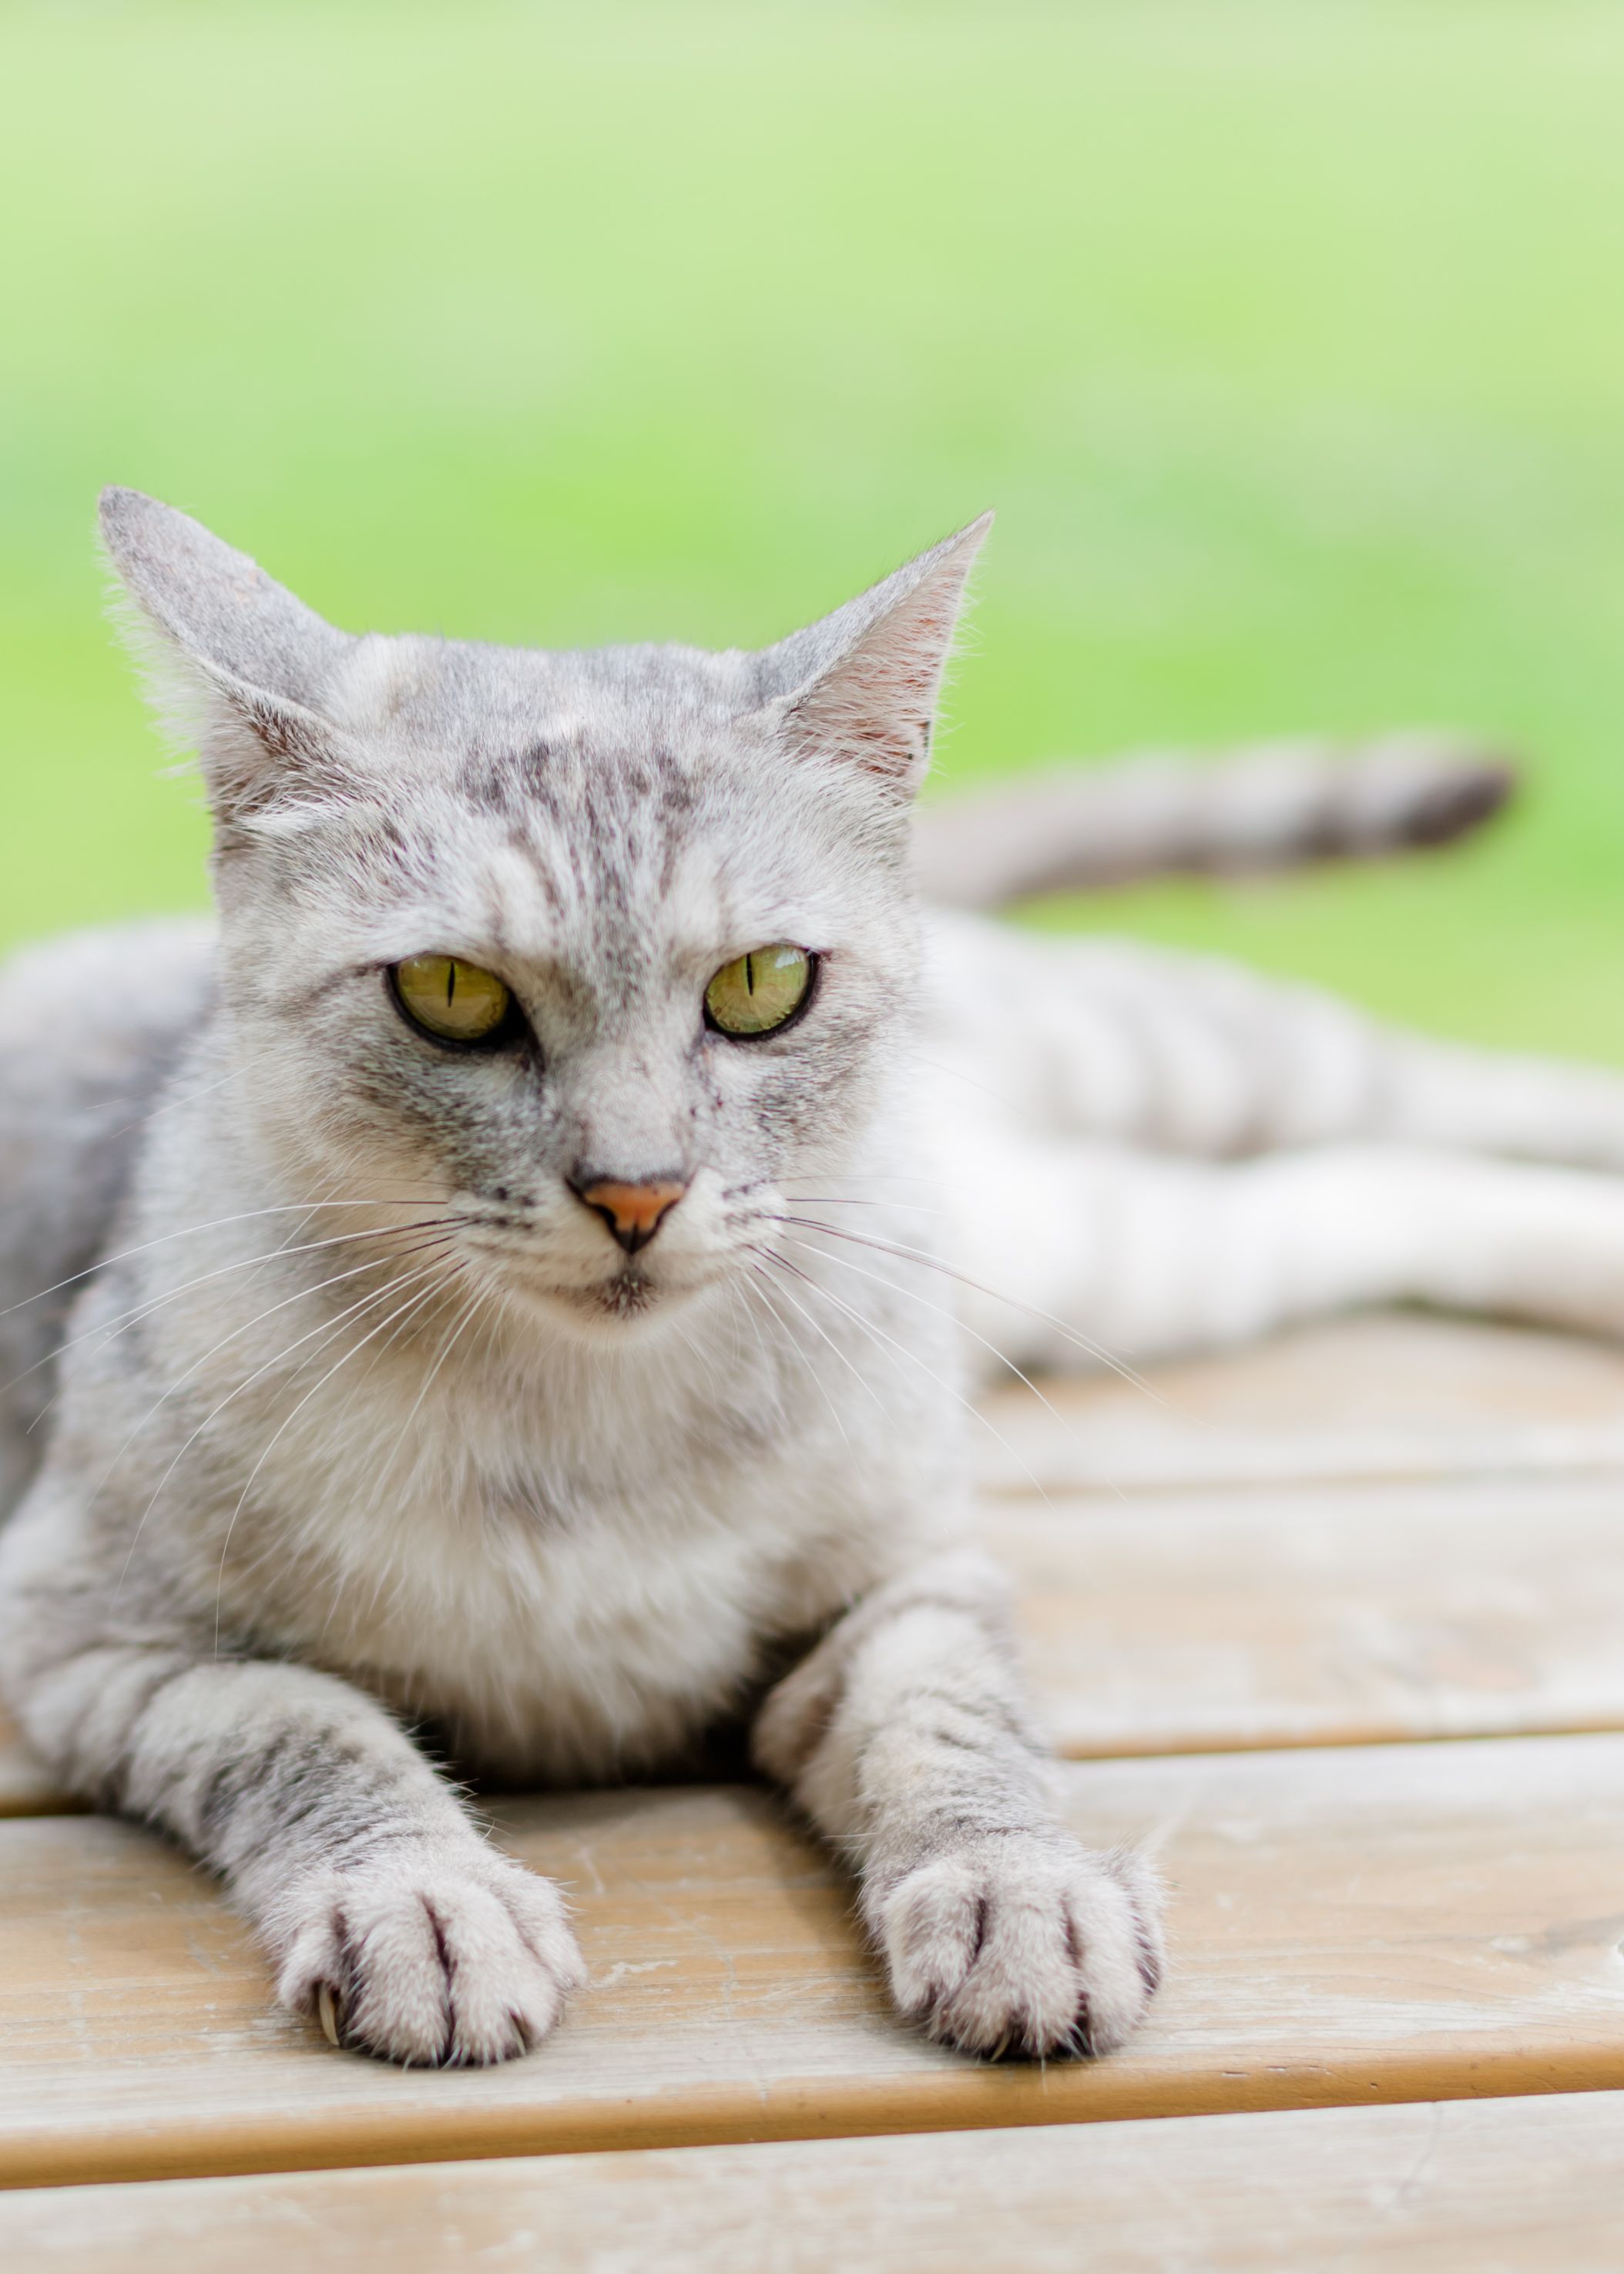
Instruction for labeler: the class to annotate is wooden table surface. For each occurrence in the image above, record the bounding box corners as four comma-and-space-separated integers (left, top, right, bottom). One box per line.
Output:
7, 1312, 1624, 2262
9, 2096, 1624, 2274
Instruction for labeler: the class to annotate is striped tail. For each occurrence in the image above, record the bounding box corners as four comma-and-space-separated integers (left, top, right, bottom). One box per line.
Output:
913, 734, 1515, 910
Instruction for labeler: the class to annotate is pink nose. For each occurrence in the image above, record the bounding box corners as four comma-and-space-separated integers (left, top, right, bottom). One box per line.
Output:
572, 1177, 688, 1255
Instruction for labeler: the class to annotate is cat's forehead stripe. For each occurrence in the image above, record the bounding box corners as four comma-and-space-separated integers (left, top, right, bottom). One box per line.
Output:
452, 735, 706, 828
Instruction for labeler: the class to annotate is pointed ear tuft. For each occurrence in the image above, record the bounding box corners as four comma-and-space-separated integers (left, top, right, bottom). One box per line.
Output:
98, 489, 361, 845
764, 513, 992, 798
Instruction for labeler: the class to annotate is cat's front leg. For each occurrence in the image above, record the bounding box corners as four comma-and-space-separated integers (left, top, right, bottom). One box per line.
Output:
7, 1621, 584, 2065
753, 1550, 1163, 2058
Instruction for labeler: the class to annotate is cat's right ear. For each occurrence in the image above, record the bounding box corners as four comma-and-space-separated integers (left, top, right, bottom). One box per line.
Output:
98, 488, 361, 845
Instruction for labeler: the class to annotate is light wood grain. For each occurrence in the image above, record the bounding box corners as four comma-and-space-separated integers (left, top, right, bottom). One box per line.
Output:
10, 1734, 1624, 2187
7, 2092, 1624, 2272
975, 1312, 1624, 1492
1003, 1472, 1624, 1756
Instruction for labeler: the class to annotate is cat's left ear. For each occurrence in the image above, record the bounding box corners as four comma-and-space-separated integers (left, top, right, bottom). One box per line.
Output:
760, 514, 992, 799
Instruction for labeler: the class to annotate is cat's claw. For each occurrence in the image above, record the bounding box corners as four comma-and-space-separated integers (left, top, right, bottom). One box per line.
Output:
275, 1843, 586, 2067
872, 1832, 1163, 2061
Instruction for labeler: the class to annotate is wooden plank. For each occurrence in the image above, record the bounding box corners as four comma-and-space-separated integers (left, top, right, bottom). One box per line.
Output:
8, 2093, 1624, 2272
9, 1733, 1624, 2188
1003, 1473, 1624, 1757
974, 1312, 1624, 1493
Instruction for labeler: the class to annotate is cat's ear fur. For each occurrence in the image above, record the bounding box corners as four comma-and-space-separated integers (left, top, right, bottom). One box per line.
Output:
98, 487, 361, 844
761, 513, 992, 798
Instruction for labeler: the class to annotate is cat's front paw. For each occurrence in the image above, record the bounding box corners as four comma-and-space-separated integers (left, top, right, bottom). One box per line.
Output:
272, 1842, 586, 2067
871, 1832, 1163, 2060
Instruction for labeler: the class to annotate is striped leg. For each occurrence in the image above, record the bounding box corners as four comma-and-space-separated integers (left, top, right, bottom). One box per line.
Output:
753, 1550, 1163, 2058
1, 1532, 585, 2067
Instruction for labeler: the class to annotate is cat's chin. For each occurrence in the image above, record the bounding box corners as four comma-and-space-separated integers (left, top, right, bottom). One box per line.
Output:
501, 1268, 706, 1345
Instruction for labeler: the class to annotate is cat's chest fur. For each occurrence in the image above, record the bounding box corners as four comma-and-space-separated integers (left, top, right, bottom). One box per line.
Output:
202, 1314, 958, 1783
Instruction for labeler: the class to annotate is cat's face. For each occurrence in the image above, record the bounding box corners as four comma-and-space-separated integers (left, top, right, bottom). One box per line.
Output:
101, 491, 986, 1341
213, 645, 928, 1337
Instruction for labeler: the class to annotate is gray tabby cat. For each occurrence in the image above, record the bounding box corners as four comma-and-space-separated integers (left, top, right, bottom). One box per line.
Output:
7, 493, 1624, 2071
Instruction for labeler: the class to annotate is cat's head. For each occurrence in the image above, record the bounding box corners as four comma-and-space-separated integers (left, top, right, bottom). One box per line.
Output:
100, 489, 987, 1340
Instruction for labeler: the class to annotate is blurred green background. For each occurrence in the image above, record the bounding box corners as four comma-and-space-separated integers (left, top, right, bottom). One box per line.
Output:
4, 1, 1624, 1055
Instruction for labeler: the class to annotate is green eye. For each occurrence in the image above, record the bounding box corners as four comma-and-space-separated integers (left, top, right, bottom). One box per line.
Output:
704, 945, 814, 1038
391, 954, 514, 1044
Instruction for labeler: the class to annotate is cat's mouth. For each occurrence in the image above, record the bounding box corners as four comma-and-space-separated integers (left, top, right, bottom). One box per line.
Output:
485, 1251, 712, 1339
546, 1266, 706, 1341
458, 1213, 743, 1339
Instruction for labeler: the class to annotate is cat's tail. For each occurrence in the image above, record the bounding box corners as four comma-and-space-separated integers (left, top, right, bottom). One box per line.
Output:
913, 734, 1515, 909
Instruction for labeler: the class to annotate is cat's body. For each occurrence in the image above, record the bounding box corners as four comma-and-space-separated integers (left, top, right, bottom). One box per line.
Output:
0, 917, 958, 1792
8, 492, 1624, 2071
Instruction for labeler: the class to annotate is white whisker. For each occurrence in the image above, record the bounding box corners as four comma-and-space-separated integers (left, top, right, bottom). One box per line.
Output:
745, 1244, 889, 1422
777, 1234, 1127, 1504
781, 1193, 948, 1220
740, 1261, 854, 1453
756, 1246, 1055, 1506
774, 1214, 1169, 1406
365, 1278, 490, 1513
212, 1266, 460, 1654
106, 1241, 455, 1587
9, 1215, 464, 1412
0, 1196, 451, 1325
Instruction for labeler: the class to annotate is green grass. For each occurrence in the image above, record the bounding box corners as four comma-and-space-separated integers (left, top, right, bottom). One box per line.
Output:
6, 2, 1624, 1056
